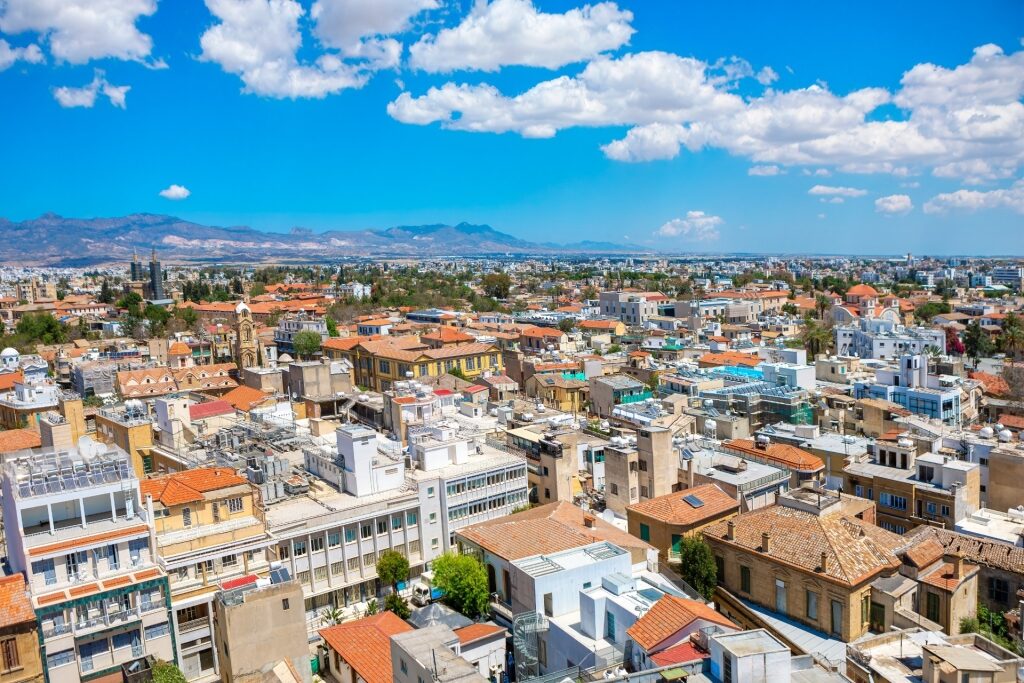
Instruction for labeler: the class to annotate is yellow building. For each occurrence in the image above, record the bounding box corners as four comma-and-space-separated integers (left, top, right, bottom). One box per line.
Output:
323, 336, 503, 392
142, 467, 275, 681
0, 574, 43, 683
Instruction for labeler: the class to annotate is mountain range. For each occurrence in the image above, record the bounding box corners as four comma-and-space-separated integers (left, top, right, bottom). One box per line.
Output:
0, 213, 636, 265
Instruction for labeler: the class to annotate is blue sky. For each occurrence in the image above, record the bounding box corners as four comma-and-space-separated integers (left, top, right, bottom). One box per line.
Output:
1, 0, 1022, 254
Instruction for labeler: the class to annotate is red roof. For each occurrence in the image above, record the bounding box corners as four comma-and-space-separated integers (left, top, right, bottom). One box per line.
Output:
0, 428, 42, 453
141, 467, 249, 507
189, 400, 235, 421
626, 595, 736, 651
0, 574, 35, 628
0, 370, 24, 391
463, 385, 488, 393
221, 574, 259, 590
320, 612, 413, 683
650, 641, 709, 667
454, 623, 506, 645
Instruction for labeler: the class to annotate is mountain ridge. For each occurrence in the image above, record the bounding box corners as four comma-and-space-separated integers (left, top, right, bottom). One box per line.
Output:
0, 214, 637, 265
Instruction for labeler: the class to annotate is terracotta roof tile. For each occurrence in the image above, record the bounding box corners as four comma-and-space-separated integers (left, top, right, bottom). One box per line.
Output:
627, 595, 736, 651
0, 574, 35, 627
723, 439, 824, 473
142, 467, 248, 507
903, 526, 1024, 575
188, 400, 235, 421
0, 428, 42, 453
650, 641, 708, 667
454, 623, 506, 645
920, 561, 978, 591
627, 484, 738, 527
903, 538, 944, 568
29, 524, 150, 557
220, 385, 272, 412
319, 612, 413, 683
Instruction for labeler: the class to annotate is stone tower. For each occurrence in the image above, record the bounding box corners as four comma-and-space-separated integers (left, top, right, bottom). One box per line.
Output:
235, 301, 257, 369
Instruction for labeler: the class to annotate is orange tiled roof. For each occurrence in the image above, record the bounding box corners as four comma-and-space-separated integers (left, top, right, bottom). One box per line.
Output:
903, 538, 944, 568
698, 351, 761, 368
220, 385, 272, 412
0, 370, 25, 391
319, 612, 413, 683
920, 560, 977, 591
0, 428, 42, 453
703, 505, 903, 586
969, 372, 1010, 397
422, 327, 475, 343
168, 341, 191, 355
0, 574, 35, 628
454, 623, 506, 645
723, 439, 824, 472
142, 467, 248, 507
627, 484, 738, 527
627, 595, 736, 651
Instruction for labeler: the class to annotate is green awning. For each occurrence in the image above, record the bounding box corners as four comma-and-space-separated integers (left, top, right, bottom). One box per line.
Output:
660, 668, 688, 680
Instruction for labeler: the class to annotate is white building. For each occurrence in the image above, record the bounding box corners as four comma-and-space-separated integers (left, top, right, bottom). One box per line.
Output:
834, 319, 945, 360
1, 442, 175, 683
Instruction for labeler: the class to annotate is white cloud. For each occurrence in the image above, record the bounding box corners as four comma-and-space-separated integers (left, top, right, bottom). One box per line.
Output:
923, 179, 1024, 214
655, 211, 722, 241
52, 71, 130, 108
756, 66, 778, 86
389, 41, 1024, 182
0, 39, 43, 71
0, 0, 158, 64
200, 0, 373, 99
808, 184, 868, 197
409, 0, 634, 73
748, 164, 782, 176
816, 212, 826, 219
820, 197, 844, 204
874, 194, 913, 214
159, 184, 191, 200
311, 0, 438, 70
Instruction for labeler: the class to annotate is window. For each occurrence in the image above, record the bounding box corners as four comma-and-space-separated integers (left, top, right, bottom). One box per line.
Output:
328, 532, 341, 547
639, 524, 650, 542
941, 505, 950, 517
1, 638, 19, 671
400, 660, 408, 675
543, 593, 553, 617
830, 600, 843, 637
431, 538, 439, 550
361, 524, 372, 539
222, 554, 237, 567
144, 621, 170, 641
279, 544, 290, 560
311, 537, 324, 552
347, 557, 359, 571
427, 486, 435, 497
345, 528, 356, 543
113, 631, 138, 651
331, 561, 343, 575
605, 610, 616, 640
314, 566, 327, 581
715, 556, 724, 581
32, 558, 56, 585
47, 650, 75, 669
583, 582, 592, 589
282, 599, 290, 610
740, 566, 751, 594
377, 520, 388, 535
806, 591, 818, 620
228, 497, 244, 513
392, 516, 402, 531
861, 594, 870, 624
988, 577, 1010, 604
926, 592, 940, 622
182, 507, 192, 527
363, 553, 375, 566
293, 540, 307, 557
212, 502, 221, 522
544, 488, 550, 500
200, 560, 214, 575
297, 571, 310, 584
609, 483, 619, 495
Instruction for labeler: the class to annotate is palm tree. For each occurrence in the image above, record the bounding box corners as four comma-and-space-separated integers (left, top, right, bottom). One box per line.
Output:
320, 605, 345, 627
815, 294, 832, 320
801, 316, 833, 358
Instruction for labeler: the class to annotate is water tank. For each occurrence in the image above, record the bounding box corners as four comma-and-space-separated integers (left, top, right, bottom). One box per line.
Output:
755, 434, 771, 446
523, 412, 534, 422
358, 394, 369, 402
600, 420, 610, 430
979, 426, 995, 438
998, 429, 1012, 442
897, 437, 914, 448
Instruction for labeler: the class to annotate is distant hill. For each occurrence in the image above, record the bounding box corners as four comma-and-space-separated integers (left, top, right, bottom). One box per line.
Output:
0, 214, 637, 265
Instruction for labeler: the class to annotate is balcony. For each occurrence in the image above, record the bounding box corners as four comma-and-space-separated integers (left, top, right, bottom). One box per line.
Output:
178, 617, 209, 634
42, 621, 72, 639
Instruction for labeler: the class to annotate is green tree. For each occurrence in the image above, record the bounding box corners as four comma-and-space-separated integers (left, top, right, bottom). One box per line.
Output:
480, 272, 512, 299
557, 318, 575, 333
814, 294, 831, 320
292, 330, 323, 359
320, 606, 345, 626
152, 661, 188, 683
963, 321, 994, 363
16, 313, 67, 345
249, 282, 267, 297
431, 552, 490, 618
997, 312, 1024, 358
781, 302, 798, 316
800, 316, 833, 358
674, 535, 718, 601
98, 279, 114, 304
581, 285, 598, 300
377, 550, 410, 590
384, 592, 411, 619
325, 316, 339, 337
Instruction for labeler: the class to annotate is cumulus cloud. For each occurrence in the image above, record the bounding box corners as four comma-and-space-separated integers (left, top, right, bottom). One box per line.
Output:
874, 194, 913, 214
808, 184, 868, 197
159, 184, 191, 200
389, 41, 1024, 182
409, 0, 634, 73
756, 66, 778, 86
311, 0, 438, 70
0, 0, 159, 65
748, 164, 782, 176
655, 211, 722, 241
53, 71, 130, 108
0, 39, 43, 71
199, 0, 391, 98
923, 179, 1024, 214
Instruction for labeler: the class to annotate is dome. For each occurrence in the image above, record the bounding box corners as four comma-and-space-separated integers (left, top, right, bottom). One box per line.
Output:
846, 284, 879, 299
278, 353, 293, 362
235, 301, 250, 314
0, 347, 18, 357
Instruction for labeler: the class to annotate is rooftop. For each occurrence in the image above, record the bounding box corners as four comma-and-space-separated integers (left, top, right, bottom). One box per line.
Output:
627, 483, 739, 527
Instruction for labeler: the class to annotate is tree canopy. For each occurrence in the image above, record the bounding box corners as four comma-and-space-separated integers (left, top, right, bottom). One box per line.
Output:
674, 535, 718, 601
292, 330, 323, 359
432, 552, 490, 618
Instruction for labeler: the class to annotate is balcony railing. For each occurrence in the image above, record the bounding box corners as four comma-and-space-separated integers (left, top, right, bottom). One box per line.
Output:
178, 617, 209, 633
43, 622, 72, 638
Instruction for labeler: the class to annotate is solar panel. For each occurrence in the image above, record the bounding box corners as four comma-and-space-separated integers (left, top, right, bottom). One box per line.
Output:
683, 494, 704, 508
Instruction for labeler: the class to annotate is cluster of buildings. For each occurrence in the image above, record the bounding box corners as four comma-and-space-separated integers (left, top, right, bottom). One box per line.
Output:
0, 255, 1020, 683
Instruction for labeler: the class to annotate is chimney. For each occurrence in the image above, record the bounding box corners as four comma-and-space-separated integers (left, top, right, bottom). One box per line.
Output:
820, 551, 828, 573
583, 514, 595, 529
952, 553, 964, 580
761, 532, 771, 553
727, 520, 735, 541
687, 459, 696, 488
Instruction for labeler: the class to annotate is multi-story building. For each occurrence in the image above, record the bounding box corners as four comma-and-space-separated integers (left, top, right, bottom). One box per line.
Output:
599, 291, 664, 326
589, 375, 651, 418
834, 320, 945, 360
1, 443, 175, 683
142, 468, 276, 681
273, 314, 329, 356
603, 426, 678, 515
854, 355, 963, 425
990, 265, 1024, 288
843, 436, 980, 535
0, 573, 44, 683
271, 423, 527, 630
626, 483, 740, 563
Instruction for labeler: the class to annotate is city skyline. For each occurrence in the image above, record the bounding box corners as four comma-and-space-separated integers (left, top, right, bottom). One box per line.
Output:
0, 0, 1022, 254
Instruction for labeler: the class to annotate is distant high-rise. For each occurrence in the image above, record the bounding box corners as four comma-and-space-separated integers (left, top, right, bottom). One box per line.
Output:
149, 248, 165, 299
